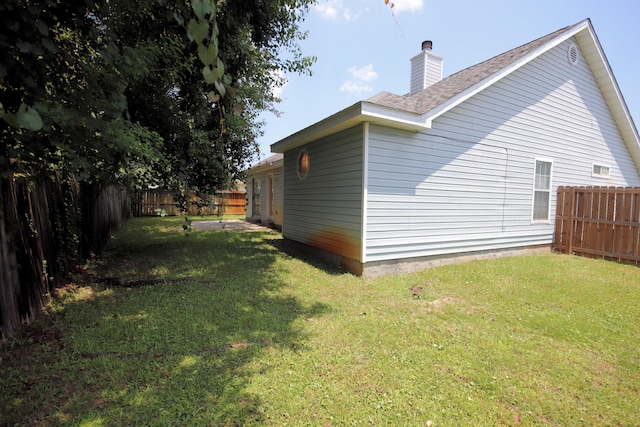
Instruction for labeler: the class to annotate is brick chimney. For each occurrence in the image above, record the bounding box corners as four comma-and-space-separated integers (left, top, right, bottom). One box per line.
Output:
409, 40, 443, 94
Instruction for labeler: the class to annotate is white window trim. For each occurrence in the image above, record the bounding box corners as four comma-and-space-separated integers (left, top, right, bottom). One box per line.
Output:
592, 163, 611, 179
531, 158, 553, 224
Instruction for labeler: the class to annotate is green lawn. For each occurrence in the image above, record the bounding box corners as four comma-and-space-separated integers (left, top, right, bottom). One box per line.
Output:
2, 216, 639, 426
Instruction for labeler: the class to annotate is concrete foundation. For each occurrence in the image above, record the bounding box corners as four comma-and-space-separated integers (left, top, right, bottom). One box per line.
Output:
281, 238, 551, 278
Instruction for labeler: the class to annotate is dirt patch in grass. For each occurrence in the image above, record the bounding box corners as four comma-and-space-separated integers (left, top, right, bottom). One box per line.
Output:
427, 296, 458, 309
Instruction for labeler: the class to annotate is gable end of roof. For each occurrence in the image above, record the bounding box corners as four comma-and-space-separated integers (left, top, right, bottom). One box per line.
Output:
273, 19, 640, 171
366, 18, 640, 171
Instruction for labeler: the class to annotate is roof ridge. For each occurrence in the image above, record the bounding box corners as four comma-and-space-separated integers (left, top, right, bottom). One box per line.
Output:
436, 24, 574, 84
367, 21, 580, 115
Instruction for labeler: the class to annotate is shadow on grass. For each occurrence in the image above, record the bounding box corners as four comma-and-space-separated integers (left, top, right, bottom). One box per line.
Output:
0, 219, 330, 425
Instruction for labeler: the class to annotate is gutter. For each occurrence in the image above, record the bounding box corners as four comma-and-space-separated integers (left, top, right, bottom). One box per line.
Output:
270, 101, 430, 153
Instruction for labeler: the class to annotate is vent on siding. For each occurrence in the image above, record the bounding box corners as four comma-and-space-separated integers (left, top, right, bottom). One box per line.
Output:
568, 43, 579, 66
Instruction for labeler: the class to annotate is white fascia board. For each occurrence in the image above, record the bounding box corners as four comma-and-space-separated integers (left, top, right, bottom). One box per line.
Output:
271, 102, 430, 153
360, 101, 430, 131
420, 20, 591, 126
271, 103, 363, 153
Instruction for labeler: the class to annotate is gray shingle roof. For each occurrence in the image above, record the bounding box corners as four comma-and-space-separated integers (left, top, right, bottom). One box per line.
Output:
249, 152, 283, 169
367, 23, 576, 115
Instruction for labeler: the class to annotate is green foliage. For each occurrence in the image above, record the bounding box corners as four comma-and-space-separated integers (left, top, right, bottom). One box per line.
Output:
182, 216, 193, 234
1, 0, 166, 183
0, 0, 315, 195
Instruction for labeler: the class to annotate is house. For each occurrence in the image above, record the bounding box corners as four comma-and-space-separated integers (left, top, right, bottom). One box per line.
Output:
270, 19, 640, 277
245, 153, 284, 229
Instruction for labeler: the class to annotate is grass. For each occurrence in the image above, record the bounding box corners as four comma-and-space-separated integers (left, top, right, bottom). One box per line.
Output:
1, 216, 639, 426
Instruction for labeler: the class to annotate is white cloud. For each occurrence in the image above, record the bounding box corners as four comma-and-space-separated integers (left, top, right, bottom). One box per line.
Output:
340, 64, 378, 96
340, 80, 372, 95
342, 7, 352, 21
271, 69, 288, 99
272, 81, 288, 99
315, 0, 421, 20
314, 0, 368, 21
348, 64, 377, 83
389, 0, 423, 13
314, 0, 340, 19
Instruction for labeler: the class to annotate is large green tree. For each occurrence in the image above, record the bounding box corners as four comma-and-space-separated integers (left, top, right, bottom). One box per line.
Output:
0, 0, 314, 193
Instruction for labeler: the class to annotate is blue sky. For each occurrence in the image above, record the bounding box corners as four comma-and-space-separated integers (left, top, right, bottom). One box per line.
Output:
255, 0, 640, 159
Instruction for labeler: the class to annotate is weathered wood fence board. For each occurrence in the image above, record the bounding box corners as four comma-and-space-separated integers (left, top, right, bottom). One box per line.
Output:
1, 174, 130, 342
553, 186, 640, 265
223, 192, 246, 215
134, 189, 245, 216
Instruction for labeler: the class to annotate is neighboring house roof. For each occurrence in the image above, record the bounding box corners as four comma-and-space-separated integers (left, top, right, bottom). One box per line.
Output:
219, 179, 246, 193
271, 19, 640, 170
247, 153, 283, 174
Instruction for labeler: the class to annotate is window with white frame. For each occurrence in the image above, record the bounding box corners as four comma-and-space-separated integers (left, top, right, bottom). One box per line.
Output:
532, 159, 553, 222
592, 163, 610, 178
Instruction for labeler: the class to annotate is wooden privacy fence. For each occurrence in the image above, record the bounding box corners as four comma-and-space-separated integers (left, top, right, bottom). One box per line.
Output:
134, 189, 246, 216
553, 186, 640, 265
1, 175, 131, 342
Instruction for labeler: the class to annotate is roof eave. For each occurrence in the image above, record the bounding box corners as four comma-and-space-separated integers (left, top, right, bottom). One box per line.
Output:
247, 159, 283, 174
271, 102, 429, 153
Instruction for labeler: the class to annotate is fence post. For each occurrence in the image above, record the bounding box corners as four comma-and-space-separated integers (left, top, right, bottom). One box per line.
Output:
567, 187, 576, 255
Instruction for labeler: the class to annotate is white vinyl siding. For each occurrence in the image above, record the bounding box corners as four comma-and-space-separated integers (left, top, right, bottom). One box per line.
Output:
424, 55, 443, 87
410, 51, 443, 94
409, 53, 425, 94
364, 37, 640, 263
366, 126, 520, 261
283, 125, 364, 261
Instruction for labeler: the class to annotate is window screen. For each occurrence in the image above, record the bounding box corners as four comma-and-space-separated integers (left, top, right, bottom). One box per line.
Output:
532, 160, 552, 221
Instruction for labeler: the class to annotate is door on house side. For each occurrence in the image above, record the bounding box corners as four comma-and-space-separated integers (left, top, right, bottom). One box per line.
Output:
268, 174, 275, 222
252, 178, 261, 219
